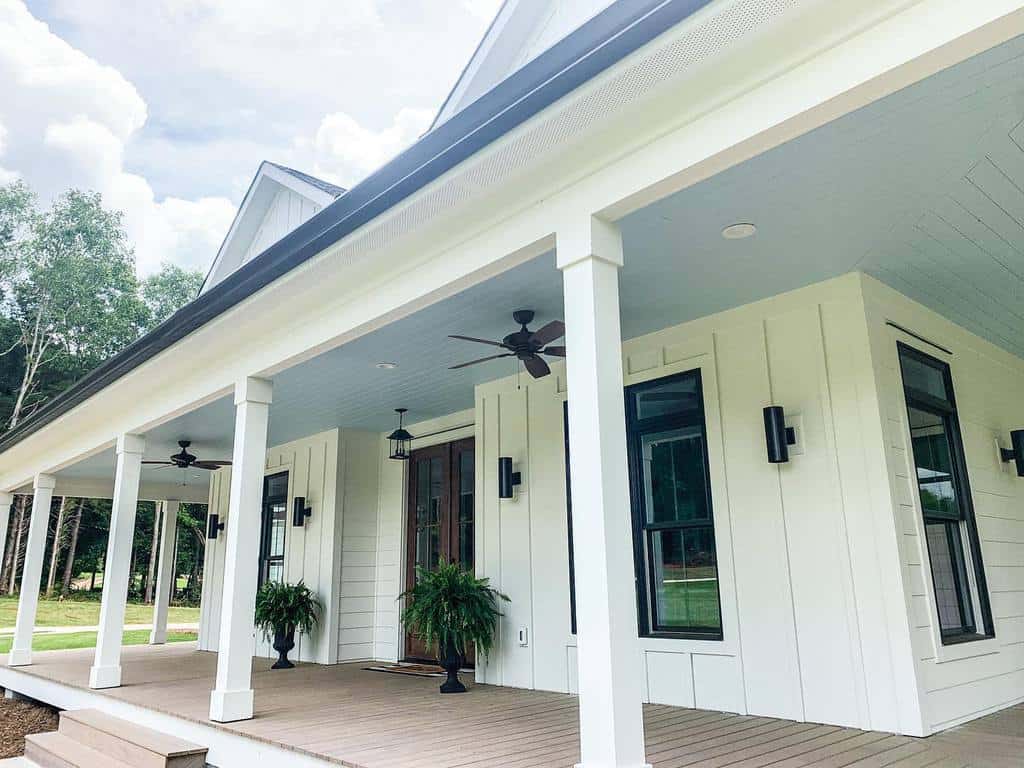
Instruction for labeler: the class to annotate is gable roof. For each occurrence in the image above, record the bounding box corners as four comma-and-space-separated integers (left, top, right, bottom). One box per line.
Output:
0, 0, 712, 456
200, 161, 346, 294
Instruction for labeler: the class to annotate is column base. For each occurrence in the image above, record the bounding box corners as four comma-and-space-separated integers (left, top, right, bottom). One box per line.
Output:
149, 630, 167, 645
7, 648, 32, 667
89, 664, 122, 689
209, 687, 254, 722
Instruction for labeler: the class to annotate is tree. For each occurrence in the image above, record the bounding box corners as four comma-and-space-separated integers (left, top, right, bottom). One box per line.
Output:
60, 498, 84, 598
2, 189, 146, 429
45, 496, 67, 597
141, 263, 203, 329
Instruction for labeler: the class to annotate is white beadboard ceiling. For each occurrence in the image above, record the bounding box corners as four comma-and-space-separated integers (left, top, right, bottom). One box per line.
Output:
54, 33, 1024, 489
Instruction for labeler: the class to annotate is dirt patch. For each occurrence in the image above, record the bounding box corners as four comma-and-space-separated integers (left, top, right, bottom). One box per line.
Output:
0, 690, 59, 758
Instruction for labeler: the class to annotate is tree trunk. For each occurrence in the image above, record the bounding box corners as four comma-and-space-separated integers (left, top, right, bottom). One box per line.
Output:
45, 496, 66, 597
144, 502, 161, 604
60, 499, 84, 598
0, 495, 20, 589
7, 496, 27, 595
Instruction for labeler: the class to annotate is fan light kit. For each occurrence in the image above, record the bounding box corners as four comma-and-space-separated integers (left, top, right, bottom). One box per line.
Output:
721, 222, 757, 240
449, 309, 566, 379
387, 408, 414, 461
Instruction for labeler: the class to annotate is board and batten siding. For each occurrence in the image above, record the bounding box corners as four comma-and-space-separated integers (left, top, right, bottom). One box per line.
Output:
199, 427, 380, 665
863, 274, 1024, 734
242, 187, 322, 268
370, 273, 917, 734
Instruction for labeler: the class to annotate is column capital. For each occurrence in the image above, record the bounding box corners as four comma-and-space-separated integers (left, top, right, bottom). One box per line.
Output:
234, 376, 273, 406
33, 474, 56, 491
555, 215, 623, 271
0, 491, 13, 506
116, 433, 146, 455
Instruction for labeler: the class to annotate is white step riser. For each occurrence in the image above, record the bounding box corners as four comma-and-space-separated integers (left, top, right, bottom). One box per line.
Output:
57, 718, 166, 768
22, 742, 73, 768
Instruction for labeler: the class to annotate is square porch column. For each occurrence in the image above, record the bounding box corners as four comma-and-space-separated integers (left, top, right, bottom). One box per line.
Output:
8, 474, 56, 667
210, 376, 272, 723
0, 492, 12, 586
90, 433, 145, 688
150, 500, 179, 644
558, 216, 650, 768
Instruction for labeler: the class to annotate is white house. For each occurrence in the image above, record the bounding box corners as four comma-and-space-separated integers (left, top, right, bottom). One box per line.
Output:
2, 2, 1024, 767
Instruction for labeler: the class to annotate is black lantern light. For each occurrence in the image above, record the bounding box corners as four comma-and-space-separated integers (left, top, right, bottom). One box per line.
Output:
763, 406, 797, 464
293, 496, 312, 527
387, 408, 414, 461
1000, 429, 1024, 477
207, 513, 225, 540
498, 456, 522, 499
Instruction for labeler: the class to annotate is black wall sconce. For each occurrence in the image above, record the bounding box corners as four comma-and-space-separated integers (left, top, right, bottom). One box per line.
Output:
1000, 429, 1024, 477
207, 513, 225, 540
764, 406, 797, 464
498, 457, 521, 499
387, 407, 414, 461
293, 496, 312, 526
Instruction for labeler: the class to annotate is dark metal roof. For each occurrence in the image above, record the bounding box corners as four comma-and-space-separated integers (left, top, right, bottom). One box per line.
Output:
267, 162, 347, 198
0, 0, 711, 456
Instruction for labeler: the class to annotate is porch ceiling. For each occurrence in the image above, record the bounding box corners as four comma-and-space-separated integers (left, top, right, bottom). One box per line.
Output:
48, 33, 1024, 492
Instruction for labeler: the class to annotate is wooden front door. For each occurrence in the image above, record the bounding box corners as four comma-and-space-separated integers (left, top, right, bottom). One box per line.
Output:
404, 437, 475, 662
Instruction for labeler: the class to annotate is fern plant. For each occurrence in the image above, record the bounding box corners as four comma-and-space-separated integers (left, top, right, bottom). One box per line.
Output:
254, 580, 322, 640
399, 560, 509, 659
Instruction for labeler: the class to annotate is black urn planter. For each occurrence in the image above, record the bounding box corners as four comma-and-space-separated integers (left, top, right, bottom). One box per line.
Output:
272, 626, 296, 670
439, 639, 466, 694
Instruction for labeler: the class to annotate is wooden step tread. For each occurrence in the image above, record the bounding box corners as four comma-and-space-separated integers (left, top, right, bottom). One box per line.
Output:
59, 709, 205, 757
24, 731, 132, 768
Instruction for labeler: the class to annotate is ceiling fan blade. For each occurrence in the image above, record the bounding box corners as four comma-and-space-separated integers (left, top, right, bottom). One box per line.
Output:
199, 460, 232, 466
142, 461, 175, 466
450, 353, 514, 370
541, 346, 565, 357
192, 461, 229, 471
528, 320, 565, 346
449, 334, 506, 348
522, 354, 551, 379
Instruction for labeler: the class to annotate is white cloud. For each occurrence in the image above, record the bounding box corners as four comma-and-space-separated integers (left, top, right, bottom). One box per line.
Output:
0, 0, 234, 275
312, 107, 434, 188
0, 120, 17, 184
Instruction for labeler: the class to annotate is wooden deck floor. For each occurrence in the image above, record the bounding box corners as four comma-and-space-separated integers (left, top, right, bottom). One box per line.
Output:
3, 643, 1022, 768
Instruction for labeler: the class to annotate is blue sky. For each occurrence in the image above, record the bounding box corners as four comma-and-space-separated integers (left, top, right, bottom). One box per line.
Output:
1, 1, 499, 274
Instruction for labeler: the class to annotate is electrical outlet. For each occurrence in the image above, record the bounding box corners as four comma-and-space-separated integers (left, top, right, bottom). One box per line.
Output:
518, 626, 529, 647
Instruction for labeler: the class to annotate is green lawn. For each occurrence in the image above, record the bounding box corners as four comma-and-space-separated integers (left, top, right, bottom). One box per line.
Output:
0, 630, 197, 654
0, 597, 199, 628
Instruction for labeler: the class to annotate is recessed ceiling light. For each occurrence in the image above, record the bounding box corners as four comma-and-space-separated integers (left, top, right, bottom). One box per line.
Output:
721, 222, 757, 240
375, 362, 398, 370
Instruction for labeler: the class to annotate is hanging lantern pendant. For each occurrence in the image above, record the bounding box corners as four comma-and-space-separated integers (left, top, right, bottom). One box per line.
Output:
387, 408, 414, 461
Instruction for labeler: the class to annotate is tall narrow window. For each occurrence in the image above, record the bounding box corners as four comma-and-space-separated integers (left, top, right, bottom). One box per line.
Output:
898, 343, 993, 643
627, 371, 722, 639
259, 472, 289, 586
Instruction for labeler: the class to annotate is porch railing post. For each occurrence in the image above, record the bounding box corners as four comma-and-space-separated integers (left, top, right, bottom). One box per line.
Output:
8, 474, 56, 667
209, 376, 272, 723
558, 215, 650, 768
90, 433, 145, 688
150, 499, 179, 644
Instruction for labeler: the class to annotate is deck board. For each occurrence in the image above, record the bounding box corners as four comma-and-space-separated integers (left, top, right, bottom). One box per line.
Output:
2, 643, 1021, 768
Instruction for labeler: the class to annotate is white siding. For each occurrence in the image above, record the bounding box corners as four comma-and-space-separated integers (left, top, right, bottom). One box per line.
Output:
864, 275, 1024, 733
241, 188, 321, 268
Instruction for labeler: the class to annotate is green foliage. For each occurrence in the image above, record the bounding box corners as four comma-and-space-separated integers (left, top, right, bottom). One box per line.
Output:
141, 262, 204, 328
399, 560, 509, 658
254, 581, 322, 639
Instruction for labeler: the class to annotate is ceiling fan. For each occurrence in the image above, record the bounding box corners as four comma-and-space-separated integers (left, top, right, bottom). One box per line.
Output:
449, 309, 565, 379
142, 440, 231, 471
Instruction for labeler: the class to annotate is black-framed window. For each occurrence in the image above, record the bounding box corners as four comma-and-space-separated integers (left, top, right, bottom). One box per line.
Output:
627, 370, 722, 639
563, 402, 577, 635
259, 471, 289, 587
898, 343, 993, 644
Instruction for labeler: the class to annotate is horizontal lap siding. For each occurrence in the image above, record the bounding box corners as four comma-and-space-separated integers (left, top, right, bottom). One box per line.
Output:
864, 275, 1024, 733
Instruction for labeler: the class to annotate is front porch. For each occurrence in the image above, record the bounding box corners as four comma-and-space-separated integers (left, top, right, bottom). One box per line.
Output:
2, 643, 1020, 768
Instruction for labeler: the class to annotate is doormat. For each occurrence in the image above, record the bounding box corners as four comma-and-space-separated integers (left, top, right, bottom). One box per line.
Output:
364, 663, 446, 678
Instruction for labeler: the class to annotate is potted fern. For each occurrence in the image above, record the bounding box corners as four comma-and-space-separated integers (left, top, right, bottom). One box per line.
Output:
254, 581, 322, 669
399, 560, 509, 693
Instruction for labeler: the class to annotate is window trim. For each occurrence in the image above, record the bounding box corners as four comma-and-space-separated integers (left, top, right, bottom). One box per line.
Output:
897, 342, 994, 645
626, 369, 723, 641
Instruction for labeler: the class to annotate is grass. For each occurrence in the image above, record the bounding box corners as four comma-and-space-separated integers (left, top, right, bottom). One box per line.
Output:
0, 630, 197, 654
0, 597, 199, 628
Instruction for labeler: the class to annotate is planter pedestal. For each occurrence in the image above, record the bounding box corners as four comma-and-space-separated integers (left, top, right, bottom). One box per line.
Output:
272, 628, 296, 669
439, 640, 466, 694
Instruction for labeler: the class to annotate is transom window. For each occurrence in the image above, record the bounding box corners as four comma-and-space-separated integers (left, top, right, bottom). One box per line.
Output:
898, 344, 993, 644
627, 370, 722, 639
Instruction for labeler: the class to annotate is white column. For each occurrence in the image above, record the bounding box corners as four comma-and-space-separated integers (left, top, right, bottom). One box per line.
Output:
89, 434, 145, 689
210, 376, 272, 723
558, 216, 650, 768
0, 492, 12, 586
8, 474, 56, 666
150, 500, 179, 644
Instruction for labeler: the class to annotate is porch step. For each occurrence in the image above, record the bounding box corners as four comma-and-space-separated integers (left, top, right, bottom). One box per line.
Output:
21, 710, 206, 768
